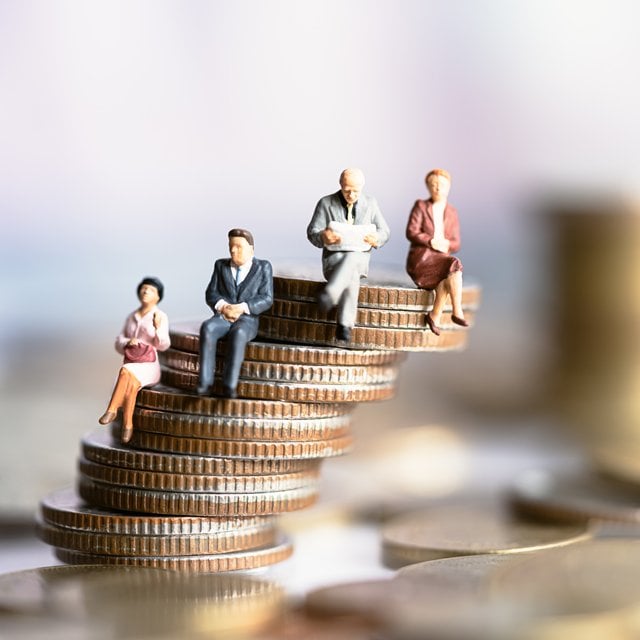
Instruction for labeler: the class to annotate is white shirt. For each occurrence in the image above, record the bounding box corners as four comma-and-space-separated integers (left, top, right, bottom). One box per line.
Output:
214, 259, 253, 315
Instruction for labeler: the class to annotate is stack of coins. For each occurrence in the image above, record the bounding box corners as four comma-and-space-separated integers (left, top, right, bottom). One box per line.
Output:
259, 275, 480, 350
38, 272, 479, 571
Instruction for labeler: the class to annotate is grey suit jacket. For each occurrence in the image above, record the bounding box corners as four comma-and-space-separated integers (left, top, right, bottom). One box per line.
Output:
307, 191, 390, 276
205, 258, 273, 330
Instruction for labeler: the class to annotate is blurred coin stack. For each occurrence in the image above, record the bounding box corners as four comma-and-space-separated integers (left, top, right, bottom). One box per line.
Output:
38, 273, 478, 571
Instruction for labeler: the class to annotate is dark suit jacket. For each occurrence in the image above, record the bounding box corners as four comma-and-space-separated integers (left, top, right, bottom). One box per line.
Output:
205, 258, 273, 330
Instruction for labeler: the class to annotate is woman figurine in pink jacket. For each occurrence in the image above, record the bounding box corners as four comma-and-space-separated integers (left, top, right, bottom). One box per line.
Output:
405, 169, 468, 336
98, 276, 170, 443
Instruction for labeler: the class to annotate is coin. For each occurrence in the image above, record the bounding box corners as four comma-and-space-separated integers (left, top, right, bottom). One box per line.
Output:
36, 518, 277, 556
0, 564, 286, 637
78, 456, 321, 493
169, 321, 406, 365
40, 486, 276, 535
137, 384, 350, 419
508, 468, 640, 526
133, 407, 351, 441
78, 476, 318, 516
257, 315, 469, 351
54, 535, 294, 571
83, 430, 318, 475
162, 367, 397, 402
272, 274, 481, 311
381, 504, 592, 568
128, 428, 354, 460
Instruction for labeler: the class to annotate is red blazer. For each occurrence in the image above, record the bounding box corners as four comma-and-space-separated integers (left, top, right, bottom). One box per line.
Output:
405, 199, 460, 252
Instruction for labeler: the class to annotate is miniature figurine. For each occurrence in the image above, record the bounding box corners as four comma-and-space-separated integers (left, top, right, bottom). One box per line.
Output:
405, 168, 468, 335
196, 228, 273, 399
307, 168, 390, 342
98, 276, 170, 443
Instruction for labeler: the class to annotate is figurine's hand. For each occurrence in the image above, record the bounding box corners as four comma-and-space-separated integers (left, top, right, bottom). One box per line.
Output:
430, 237, 450, 253
152, 312, 162, 330
128, 338, 139, 346
221, 304, 245, 322
321, 228, 341, 246
363, 233, 378, 248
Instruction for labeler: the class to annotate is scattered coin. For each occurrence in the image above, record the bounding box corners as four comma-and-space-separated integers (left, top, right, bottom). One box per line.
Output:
381, 503, 592, 568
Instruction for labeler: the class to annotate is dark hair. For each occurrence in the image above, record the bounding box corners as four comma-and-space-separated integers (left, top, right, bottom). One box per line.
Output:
228, 228, 254, 247
137, 276, 164, 301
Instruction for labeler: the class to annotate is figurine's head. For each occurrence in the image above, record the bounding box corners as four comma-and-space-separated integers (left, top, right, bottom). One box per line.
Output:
228, 228, 255, 267
339, 168, 365, 205
425, 169, 451, 203
137, 276, 164, 304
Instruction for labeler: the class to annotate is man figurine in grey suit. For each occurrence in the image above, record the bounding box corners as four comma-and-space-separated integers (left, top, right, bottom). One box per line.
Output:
307, 168, 390, 342
197, 228, 273, 398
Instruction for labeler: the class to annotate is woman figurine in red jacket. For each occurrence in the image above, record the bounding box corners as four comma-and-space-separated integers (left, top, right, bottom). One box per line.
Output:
405, 169, 468, 336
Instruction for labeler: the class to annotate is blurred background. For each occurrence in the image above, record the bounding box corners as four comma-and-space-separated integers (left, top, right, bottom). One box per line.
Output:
1, 0, 640, 518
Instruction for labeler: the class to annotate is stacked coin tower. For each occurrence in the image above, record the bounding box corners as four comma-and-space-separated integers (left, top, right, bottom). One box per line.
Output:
37, 273, 479, 571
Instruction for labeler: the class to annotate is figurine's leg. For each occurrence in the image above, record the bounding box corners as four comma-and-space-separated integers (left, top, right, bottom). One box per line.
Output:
120, 372, 142, 443
430, 280, 449, 325
447, 270, 467, 323
337, 268, 361, 329
221, 317, 258, 397
198, 316, 230, 394
99, 367, 130, 425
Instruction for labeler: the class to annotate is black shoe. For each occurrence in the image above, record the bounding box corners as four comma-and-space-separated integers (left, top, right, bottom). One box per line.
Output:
317, 289, 334, 313
195, 385, 211, 396
222, 386, 238, 399
336, 324, 352, 342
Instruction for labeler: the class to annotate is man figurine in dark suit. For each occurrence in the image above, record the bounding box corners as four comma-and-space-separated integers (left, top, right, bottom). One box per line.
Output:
197, 228, 273, 398
307, 168, 390, 343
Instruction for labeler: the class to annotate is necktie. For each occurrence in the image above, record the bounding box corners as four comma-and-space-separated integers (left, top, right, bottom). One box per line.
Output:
347, 204, 354, 224
235, 267, 242, 287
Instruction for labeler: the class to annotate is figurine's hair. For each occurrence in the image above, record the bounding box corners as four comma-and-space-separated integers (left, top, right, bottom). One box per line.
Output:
425, 168, 451, 184
137, 276, 164, 301
228, 228, 254, 247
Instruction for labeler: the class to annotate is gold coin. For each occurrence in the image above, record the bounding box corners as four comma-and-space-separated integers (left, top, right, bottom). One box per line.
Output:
162, 367, 397, 402
78, 476, 318, 516
381, 504, 592, 568
509, 468, 640, 526
83, 430, 317, 475
54, 535, 293, 572
133, 406, 351, 441
78, 456, 321, 493
137, 384, 350, 419
40, 486, 276, 535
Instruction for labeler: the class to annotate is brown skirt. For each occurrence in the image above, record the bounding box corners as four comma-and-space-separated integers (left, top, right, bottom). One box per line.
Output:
406, 245, 463, 290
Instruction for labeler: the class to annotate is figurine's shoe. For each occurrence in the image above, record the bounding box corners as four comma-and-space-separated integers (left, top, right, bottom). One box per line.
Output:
195, 385, 212, 396
120, 425, 133, 444
336, 324, 352, 342
451, 315, 470, 328
222, 386, 238, 399
317, 290, 334, 313
425, 313, 441, 336
98, 411, 117, 425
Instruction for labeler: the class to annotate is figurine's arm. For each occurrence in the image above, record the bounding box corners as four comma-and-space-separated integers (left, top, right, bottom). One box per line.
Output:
445, 206, 461, 253
307, 200, 331, 248
366, 197, 390, 249
205, 260, 225, 312
405, 200, 432, 247
245, 260, 274, 316
150, 310, 171, 351
114, 313, 135, 354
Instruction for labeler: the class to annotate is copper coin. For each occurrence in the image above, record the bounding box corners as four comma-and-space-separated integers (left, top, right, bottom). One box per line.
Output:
83, 430, 317, 475
160, 348, 401, 385
272, 274, 481, 311
257, 315, 469, 351
137, 385, 350, 419
128, 428, 354, 460
162, 367, 397, 402
381, 504, 592, 568
54, 536, 294, 572
132, 407, 351, 441
78, 476, 318, 516
169, 321, 406, 365
40, 486, 276, 535
36, 518, 277, 557
78, 456, 321, 493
